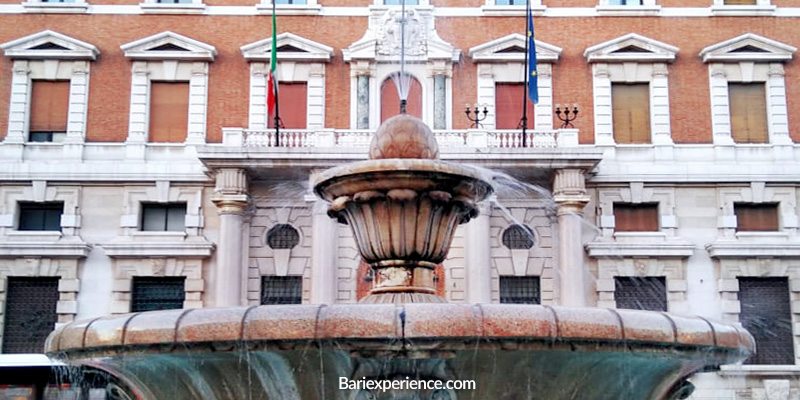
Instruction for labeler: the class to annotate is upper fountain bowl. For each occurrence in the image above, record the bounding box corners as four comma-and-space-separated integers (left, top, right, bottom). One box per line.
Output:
369, 114, 439, 160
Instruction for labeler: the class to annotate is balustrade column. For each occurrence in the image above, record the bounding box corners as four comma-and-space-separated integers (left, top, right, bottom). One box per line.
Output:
553, 168, 591, 307
212, 168, 249, 307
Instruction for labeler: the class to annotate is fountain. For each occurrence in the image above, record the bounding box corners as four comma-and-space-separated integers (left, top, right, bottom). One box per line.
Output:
44, 114, 754, 400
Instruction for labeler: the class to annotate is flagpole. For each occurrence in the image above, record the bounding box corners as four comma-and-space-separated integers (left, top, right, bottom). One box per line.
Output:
272, 0, 280, 146
521, 0, 530, 148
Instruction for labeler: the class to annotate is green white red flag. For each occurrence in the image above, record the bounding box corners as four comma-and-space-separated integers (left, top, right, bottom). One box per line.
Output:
267, 9, 278, 115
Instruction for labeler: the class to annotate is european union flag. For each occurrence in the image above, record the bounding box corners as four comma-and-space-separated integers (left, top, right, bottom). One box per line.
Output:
527, 9, 538, 105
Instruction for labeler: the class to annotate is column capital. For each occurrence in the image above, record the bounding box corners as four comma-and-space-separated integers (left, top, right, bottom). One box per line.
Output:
212, 168, 250, 215
553, 168, 590, 211
212, 197, 249, 215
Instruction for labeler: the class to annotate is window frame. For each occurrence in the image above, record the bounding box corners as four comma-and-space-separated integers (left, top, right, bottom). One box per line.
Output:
130, 276, 187, 312
140, 202, 187, 232
499, 276, 541, 305
613, 202, 660, 233
613, 276, 668, 312
261, 275, 303, 305
17, 201, 64, 232
734, 202, 780, 232
737, 277, 795, 365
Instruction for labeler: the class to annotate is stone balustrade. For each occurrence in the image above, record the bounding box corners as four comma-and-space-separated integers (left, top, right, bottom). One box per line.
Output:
222, 127, 579, 149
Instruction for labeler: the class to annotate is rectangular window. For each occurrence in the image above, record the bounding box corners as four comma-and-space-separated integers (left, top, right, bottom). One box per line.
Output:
30, 80, 69, 143
131, 277, 186, 312
494, 83, 535, 130
274, 0, 307, 3
612, 83, 650, 144
499, 276, 541, 304
268, 82, 307, 129
156, 0, 193, 3
613, 203, 659, 232
18, 202, 63, 231
141, 203, 186, 232
41, 0, 77, 2
261, 276, 302, 305
724, 0, 757, 4
614, 277, 667, 311
2, 278, 59, 354
738, 277, 794, 365
384, 0, 419, 4
495, 0, 526, 5
729, 83, 768, 144
149, 82, 189, 143
735, 203, 779, 232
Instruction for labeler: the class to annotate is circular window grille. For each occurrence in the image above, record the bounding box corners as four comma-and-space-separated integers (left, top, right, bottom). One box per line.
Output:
502, 224, 535, 249
266, 224, 300, 249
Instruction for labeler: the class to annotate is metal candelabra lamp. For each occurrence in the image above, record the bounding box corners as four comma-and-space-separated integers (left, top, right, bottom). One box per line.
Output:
465, 103, 488, 129
555, 103, 579, 128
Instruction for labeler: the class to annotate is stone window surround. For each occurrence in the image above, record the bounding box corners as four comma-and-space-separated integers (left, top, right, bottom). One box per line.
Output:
21, 0, 88, 13
241, 33, 333, 131
373, 0, 430, 6
585, 33, 677, 148
0, 258, 81, 350
480, 0, 545, 17
122, 32, 216, 150
110, 258, 204, 314
246, 200, 312, 306
717, 258, 799, 365
1, 31, 98, 146
256, 0, 321, 15
596, 0, 660, 16
700, 34, 795, 147
595, 258, 688, 314
0, 183, 81, 236
139, 0, 206, 14
488, 200, 556, 305
711, 0, 775, 16
469, 34, 561, 131
716, 183, 797, 237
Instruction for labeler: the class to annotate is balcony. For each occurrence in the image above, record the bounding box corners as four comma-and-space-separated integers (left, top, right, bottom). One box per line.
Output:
221, 127, 580, 149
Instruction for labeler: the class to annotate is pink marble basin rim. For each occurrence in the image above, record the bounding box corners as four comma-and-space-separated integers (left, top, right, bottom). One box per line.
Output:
46, 304, 754, 361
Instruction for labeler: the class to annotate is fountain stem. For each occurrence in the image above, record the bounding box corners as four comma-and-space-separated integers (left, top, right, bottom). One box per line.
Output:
400, 99, 407, 114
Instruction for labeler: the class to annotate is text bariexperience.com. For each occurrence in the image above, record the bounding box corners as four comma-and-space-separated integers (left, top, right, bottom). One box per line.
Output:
339, 377, 476, 392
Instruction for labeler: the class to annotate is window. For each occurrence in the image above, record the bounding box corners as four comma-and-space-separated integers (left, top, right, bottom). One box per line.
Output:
494, 83, 535, 130
614, 277, 667, 311
140, 203, 186, 232
156, 0, 193, 3
724, 0, 757, 4
274, 0, 307, 3
266, 224, 300, 249
40, 0, 77, 3
383, 0, 418, 4
495, 0, 525, 4
131, 277, 186, 312
738, 277, 794, 365
613, 203, 659, 232
29, 80, 69, 143
2, 278, 59, 354
612, 83, 650, 144
734, 203, 779, 232
499, 276, 540, 304
268, 83, 307, 129
502, 224, 535, 249
729, 83, 768, 144
18, 202, 63, 231
608, 0, 642, 4
261, 276, 302, 305
149, 82, 189, 143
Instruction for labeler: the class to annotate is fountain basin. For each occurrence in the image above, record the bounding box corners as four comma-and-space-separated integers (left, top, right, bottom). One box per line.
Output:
46, 304, 754, 400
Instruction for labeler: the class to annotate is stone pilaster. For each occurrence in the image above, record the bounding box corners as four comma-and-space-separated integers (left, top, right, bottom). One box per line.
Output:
211, 168, 249, 307
310, 198, 338, 304
465, 203, 492, 304
553, 168, 591, 307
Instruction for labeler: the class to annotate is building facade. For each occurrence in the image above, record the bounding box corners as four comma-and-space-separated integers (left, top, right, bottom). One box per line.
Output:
1, 0, 800, 398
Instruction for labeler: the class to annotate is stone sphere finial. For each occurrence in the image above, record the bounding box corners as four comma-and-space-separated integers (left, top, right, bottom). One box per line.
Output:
369, 114, 439, 160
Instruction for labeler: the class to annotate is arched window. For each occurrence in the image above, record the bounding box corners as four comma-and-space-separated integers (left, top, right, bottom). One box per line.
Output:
381, 74, 422, 123
266, 224, 300, 249
502, 224, 535, 249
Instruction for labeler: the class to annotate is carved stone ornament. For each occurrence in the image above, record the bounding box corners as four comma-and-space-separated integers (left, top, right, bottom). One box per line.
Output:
377, 9, 426, 56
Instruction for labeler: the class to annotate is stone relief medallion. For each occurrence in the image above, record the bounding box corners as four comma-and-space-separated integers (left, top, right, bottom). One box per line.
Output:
377, 9, 427, 56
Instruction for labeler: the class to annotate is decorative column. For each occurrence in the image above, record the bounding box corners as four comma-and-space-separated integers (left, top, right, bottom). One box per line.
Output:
553, 169, 591, 307
465, 203, 492, 304
428, 61, 451, 130
353, 61, 372, 130
211, 168, 249, 307
310, 196, 338, 304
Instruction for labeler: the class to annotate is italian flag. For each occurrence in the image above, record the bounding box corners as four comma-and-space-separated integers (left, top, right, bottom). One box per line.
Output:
267, 10, 278, 116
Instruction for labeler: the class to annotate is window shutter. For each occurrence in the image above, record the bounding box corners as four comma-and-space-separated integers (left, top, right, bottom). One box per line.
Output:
614, 203, 659, 232
612, 83, 650, 144
380, 76, 422, 123
729, 83, 768, 144
494, 83, 535, 129
131, 277, 186, 312
2, 278, 59, 354
30, 80, 70, 133
499, 276, 541, 304
735, 203, 779, 231
261, 276, 303, 305
268, 82, 307, 129
149, 82, 190, 143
